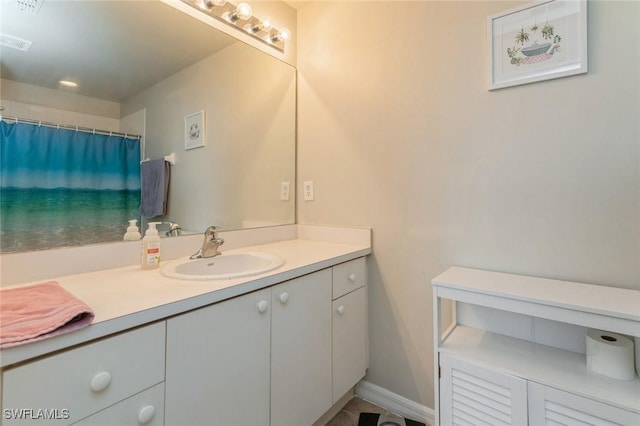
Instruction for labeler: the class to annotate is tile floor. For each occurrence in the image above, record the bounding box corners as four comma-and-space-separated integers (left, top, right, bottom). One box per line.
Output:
324, 397, 404, 426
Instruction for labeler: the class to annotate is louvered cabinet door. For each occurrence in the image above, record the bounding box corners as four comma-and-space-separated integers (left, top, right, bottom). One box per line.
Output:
440, 353, 528, 426
528, 382, 640, 426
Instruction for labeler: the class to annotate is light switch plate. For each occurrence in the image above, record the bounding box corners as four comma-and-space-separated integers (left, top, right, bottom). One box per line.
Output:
280, 182, 290, 201
303, 180, 314, 201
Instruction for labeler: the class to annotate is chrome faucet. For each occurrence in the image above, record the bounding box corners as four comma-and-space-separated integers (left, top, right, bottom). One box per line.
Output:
190, 226, 224, 259
165, 221, 182, 237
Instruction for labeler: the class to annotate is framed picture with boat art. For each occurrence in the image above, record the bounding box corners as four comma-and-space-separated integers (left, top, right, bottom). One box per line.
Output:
487, 0, 587, 90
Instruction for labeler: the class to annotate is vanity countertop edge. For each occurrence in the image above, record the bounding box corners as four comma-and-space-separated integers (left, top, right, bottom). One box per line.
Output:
1, 236, 371, 368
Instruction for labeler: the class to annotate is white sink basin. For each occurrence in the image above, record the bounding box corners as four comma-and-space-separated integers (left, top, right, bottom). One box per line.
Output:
160, 252, 285, 280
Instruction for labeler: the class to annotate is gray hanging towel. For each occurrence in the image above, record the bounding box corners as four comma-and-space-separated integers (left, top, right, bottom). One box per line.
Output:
139, 158, 170, 218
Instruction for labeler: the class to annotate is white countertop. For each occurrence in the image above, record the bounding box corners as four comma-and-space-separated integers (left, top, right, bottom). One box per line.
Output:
1, 229, 371, 368
432, 267, 640, 339
432, 267, 640, 324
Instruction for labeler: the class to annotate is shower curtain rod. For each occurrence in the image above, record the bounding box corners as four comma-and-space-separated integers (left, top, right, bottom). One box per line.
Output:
0, 114, 142, 139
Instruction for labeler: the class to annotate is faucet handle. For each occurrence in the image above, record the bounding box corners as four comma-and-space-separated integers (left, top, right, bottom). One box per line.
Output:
165, 221, 182, 237
204, 225, 221, 238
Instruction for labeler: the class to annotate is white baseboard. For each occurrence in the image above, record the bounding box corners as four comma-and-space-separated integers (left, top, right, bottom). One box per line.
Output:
355, 380, 435, 426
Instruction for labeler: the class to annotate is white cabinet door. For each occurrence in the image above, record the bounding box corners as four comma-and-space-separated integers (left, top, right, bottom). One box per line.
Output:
165, 288, 271, 426
271, 269, 332, 426
528, 382, 640, 426
332, 286, 367, 403
439, 353, 528, 426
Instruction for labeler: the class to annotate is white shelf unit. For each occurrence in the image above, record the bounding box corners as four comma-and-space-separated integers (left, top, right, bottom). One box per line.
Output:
431, 267, 640, 426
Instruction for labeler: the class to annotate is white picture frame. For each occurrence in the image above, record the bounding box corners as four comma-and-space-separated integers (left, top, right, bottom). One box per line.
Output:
184, 110, 205, 150
487, 0, 587, 90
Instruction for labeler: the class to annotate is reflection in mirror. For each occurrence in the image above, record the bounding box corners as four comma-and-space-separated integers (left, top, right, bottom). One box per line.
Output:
0, 0, 296, 253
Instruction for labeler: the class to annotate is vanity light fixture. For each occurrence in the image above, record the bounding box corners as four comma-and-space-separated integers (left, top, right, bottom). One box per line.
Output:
184, 0, 289, 52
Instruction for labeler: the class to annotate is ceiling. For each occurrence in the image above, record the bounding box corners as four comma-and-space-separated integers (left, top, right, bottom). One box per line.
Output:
0, 0, 236, 102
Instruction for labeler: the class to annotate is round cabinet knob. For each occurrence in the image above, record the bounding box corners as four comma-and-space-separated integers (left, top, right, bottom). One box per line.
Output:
348, 273, 357, 282
137, 405, 155, 424
90, 371, 112, 392
257, 300, 269, 313
278, 292, 289, 304
336, 305, 345, 315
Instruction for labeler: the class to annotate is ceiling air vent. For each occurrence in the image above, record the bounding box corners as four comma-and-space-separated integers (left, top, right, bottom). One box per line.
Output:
14, 0, 44, 14
0, 33, 33, 52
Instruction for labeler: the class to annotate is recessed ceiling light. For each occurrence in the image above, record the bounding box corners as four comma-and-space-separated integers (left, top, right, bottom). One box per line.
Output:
59, 80, 78, 88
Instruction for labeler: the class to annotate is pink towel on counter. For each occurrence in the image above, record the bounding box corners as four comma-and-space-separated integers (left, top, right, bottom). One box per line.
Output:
0, 281, 94, 349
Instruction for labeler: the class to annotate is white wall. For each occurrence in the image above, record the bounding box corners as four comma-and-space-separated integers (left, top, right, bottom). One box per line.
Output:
122, 41, 296, 232
297, 0, 639, 410
0, 79, 121, 130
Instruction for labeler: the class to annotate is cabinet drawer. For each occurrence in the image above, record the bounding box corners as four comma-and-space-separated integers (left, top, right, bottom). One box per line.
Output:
332, 258, 366, 300
2, 322, 165, 425
73, 383, 164, 426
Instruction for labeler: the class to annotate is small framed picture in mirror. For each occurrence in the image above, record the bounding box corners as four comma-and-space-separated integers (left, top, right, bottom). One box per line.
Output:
185, 110, 205, 150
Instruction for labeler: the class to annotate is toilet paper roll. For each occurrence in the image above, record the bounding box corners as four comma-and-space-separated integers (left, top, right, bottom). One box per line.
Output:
585, 329, 635, 381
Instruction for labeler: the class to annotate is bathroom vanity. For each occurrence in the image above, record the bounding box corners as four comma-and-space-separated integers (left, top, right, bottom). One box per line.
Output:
165, 257, 366, 425
0, 225, 371, 425
432, 267, 640, 426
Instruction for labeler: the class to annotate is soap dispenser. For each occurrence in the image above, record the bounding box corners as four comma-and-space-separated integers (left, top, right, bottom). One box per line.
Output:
123, 219, 141, 240
141, 222, 162, 269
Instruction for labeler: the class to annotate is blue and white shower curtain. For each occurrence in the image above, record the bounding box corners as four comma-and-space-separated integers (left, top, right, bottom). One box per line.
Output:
0, 121, 141, 252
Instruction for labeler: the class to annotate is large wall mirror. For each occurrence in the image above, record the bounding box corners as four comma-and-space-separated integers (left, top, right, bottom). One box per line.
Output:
0, 0, 296, 253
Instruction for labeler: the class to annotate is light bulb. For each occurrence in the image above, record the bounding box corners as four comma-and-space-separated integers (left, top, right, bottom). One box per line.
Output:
279, 28, 290, 41
251, 16, 272, 33
261, 18, 273, 32
59, 80, 78, 88
201, 0, 224, 9
271, 27, 290, 43
236, 2, 252, 20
